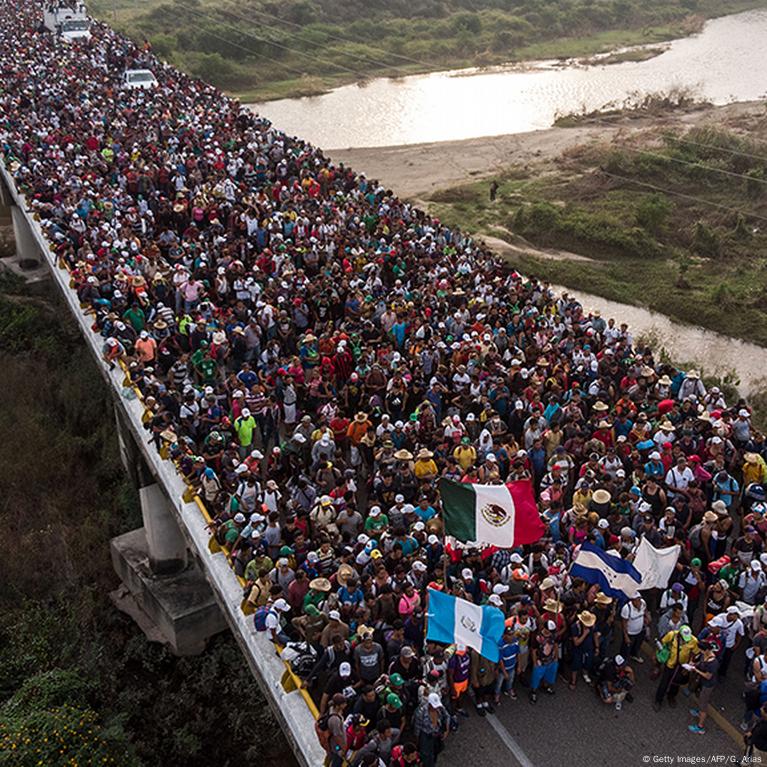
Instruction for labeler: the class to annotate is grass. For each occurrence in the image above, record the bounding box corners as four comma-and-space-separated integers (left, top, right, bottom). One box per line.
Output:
426, 123, 767, 346
86, 0, 767, 101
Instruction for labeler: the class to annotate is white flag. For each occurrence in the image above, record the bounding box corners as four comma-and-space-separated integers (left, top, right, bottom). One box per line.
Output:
633, 538, 680, 590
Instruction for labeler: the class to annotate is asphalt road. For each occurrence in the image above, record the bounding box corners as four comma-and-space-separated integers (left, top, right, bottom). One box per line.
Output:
440, 659, 746, 767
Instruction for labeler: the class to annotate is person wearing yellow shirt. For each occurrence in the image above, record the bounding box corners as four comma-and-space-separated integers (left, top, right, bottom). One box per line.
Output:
744, 453, 767, 487
414, 449, 438, 481
653, 625, 698, 711
453, 438, 476, 472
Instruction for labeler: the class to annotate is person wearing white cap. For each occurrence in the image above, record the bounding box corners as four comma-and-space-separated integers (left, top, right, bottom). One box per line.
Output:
413, 691, 449, 766
233, 406, 257, 458
708, 607, 745, 678
739, 561, 767, 605
264, 597, 291, 644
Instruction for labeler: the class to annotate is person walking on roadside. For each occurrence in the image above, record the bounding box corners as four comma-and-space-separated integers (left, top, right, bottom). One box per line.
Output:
653, 624, 698, 711
688, 641, 720, 734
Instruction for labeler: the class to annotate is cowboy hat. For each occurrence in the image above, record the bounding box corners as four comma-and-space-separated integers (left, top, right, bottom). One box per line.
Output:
309, 577, 331, 592
336, 564, 355, 586
416, 448, 434, 459
592, 489, 612, 506
594, 592, 613, 606
543, 598, 562, 614
354, 412, 368, 423
394, 449, 413, 460
578, 610, 596, 627
592, 401, 609, 412
703, 510, 718, 523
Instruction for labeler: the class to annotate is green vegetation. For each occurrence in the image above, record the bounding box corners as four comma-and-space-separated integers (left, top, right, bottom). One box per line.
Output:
88, 0, 767, 100
0, 272, 289, 766
426, 125, 767, 346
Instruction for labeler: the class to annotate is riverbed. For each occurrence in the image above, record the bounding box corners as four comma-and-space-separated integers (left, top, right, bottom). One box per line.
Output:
251, 9, 767, 149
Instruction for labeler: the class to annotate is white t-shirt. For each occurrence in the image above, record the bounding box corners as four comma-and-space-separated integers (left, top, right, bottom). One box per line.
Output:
709, 613, 745, 648
621, 600, 647, 635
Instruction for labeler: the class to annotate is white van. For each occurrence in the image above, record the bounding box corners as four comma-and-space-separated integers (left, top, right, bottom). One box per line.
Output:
43, 2, 91, 42
122, 69, 159, 90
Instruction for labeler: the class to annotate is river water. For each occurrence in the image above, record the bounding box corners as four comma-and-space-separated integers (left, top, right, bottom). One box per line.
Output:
252, 9, 767, 150
250, 10, 767, 390
549, 285, 767, 397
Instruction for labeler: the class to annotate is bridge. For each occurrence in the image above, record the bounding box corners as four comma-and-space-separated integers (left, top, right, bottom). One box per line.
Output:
0, 162, 325, 767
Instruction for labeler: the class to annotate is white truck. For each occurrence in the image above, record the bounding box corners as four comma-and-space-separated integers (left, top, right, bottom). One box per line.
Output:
43, 1, 91, 42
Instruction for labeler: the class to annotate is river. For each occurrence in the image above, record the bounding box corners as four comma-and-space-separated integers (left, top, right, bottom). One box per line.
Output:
251, 9, 767, 149
250, 10, 767, 392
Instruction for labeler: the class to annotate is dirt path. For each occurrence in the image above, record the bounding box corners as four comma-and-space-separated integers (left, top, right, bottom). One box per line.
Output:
329, 100, 766, 198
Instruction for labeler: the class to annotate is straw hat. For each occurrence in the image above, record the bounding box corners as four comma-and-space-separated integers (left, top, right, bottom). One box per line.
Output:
592, 489, 612, 506
416, 448, 434, 459
594, 592, 613, 606
394, 449, 413, 461
703, 510, 718, 524
659, 420, 675, 432
746, 453, 760, 465
354, 412, 368, 423
543, 598, 562, 614
540, 577, 556, 591
578, 610, 596, 627
597, 419, 611, 429
658, 375, 672, 386
687, 369, 700, 380
592, 401, 609, 412
336, 564, 355, 586
309, 577, 331, 592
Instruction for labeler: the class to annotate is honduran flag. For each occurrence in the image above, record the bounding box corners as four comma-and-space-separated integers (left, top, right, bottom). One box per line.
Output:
439, 478, 544, 549
570, 542, 642, 600
426, 588, 505, 662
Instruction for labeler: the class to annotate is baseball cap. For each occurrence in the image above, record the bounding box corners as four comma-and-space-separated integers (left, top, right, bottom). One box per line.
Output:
339, 662, 351, 677
329, 610, 341, 621
488, 594, 503, 607
679, 625, 693, 641
614, 654, 625, 666
427, 693, 443, 708
273, 598, 290, 612
461, 568, 473, 580
546, 620, 557, 631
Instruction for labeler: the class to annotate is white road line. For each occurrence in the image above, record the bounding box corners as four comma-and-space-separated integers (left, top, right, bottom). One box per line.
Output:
486, 713, 536, 767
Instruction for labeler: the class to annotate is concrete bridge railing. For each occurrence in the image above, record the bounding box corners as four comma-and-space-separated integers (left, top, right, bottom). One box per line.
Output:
0, 160, 325, 767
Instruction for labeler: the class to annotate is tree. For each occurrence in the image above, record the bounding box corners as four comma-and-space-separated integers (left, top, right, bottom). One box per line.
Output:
635, 193, 672, 234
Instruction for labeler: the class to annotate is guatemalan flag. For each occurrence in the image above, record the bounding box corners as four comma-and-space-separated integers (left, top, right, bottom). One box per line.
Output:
570, 542, 642, 600
426, 588, 505, 662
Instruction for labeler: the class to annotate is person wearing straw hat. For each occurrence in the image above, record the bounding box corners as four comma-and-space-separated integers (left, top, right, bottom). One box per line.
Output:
569, 610, 597, 689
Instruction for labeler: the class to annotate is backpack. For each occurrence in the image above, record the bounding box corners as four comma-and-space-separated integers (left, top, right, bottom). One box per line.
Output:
254, 606, 276, 632
689, 523, 704, 553
315, 711, 340, 754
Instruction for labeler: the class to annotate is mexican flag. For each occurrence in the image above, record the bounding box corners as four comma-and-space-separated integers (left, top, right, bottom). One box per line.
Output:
439, 478, 544, 548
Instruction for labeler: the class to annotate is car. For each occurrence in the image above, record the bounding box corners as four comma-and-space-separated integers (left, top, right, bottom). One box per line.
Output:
122, 69, 158, 90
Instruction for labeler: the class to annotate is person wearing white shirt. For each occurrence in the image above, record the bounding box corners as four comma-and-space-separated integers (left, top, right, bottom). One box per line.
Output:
709, 607, 745, 677
665, 457, 695, 499
621, 595, 648, 662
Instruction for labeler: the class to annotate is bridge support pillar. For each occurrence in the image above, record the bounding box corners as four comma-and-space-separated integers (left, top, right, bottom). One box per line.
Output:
0, 203, 49, 282
110, 439, 227, 653
139, 483, 188, 575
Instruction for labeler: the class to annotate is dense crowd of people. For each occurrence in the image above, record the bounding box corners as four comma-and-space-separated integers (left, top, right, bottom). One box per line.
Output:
4, 2, 767, 765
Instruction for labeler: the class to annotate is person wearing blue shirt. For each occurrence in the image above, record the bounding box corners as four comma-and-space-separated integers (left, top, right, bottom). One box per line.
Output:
713, 470, 739, 509
496, 626, 520, 702
414, 498, 436, 523
237, 363, 258, 390
644, 452, 665, 479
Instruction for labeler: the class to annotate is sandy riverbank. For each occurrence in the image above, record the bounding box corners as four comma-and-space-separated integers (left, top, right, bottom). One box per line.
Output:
329, 100, 766, 198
